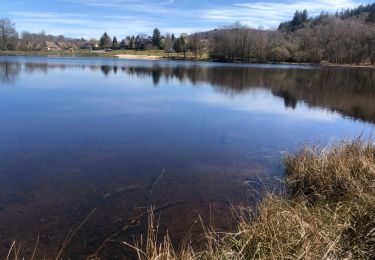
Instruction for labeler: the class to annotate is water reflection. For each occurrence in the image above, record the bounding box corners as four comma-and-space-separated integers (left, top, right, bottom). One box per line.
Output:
0, 62, 21, 83
1, 60, 375, 123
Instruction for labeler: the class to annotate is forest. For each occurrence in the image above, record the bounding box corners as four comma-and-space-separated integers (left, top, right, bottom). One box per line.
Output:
211, 4, 375, 64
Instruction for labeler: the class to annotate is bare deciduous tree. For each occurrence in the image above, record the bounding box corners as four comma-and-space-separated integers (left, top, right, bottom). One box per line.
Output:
0, 18, 18, 50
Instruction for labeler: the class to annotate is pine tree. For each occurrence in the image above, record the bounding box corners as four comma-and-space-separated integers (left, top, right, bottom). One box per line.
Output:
119, 39, 126, 49
173, 38, 181, 55
152, 28, 161, 49
112, 36, 118, 49
130, 36, 136, 50
291, 11, 302, 27
301, 9, 308, 22
99, 32, 111, 49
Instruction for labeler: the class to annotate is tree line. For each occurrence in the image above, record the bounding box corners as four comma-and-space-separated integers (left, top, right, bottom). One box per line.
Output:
0, 19, 207, 58
97, 29, 206, 58
211, 4, 375, 64
1, 2, 375, 64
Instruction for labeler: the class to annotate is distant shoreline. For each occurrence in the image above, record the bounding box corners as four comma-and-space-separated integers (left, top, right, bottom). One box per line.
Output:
114, 54, 161, 60
0, 51, 375, 68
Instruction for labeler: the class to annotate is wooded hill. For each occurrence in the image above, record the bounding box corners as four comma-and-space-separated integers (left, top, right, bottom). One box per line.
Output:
210, 3, 375, 64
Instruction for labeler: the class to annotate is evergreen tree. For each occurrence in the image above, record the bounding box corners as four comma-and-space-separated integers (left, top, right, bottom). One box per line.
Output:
99, 32, 111, 49
173, 38, 181, 54
301, 9, 308, 22
291, 11, 303, 27
130, 36, 136, 49
112, 36, 118, 49
119, 39, 126, 49
135, 35, 141, 49
174, 34, 188, 57
286, 10, 309, 31
152, 28, 161, 49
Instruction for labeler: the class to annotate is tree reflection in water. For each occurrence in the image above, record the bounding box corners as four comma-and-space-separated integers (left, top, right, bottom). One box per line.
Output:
1, 60, 374, 123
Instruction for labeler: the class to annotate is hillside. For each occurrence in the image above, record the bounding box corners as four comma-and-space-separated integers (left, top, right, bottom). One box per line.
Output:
278, 3, 375, 31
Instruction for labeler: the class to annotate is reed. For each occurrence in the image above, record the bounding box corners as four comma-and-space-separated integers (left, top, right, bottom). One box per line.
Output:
125, 139, 375, 260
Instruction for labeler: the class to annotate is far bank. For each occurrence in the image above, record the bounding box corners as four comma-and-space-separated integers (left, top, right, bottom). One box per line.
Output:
1, 50, 375, 68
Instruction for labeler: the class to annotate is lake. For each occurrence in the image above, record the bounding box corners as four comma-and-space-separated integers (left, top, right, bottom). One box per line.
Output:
0, 56, 374, 258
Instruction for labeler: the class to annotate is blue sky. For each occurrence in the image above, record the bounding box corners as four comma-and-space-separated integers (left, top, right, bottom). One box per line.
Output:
0, 0, 367, 39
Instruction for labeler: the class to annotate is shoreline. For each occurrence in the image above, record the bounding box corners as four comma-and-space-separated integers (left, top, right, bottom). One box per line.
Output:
126, 139, 375, 259
113, 54, 161, 60
0, 51, 374, 68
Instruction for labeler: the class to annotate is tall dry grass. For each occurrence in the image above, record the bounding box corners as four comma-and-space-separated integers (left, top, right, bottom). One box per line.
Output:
125, 139, 375, 260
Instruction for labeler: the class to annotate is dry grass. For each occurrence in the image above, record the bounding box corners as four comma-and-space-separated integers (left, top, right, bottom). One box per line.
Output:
281, 139, 375, 259
125, 139, 375, 260
123, 209, 197, 260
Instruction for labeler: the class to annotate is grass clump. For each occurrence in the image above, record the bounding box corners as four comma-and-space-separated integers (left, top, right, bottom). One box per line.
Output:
128, 139, 375, 260
282, 139, 375, 258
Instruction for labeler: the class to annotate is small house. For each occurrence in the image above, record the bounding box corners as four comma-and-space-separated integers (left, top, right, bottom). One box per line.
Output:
57, 42, 69, 50
45, 41, 61, 51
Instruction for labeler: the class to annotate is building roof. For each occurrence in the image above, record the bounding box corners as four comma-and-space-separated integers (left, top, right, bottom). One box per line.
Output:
57, 42, 69, 49
45, 41, 61, 50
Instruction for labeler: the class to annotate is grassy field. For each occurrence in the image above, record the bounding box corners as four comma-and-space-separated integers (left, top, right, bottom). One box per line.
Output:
0, 49, 211, 61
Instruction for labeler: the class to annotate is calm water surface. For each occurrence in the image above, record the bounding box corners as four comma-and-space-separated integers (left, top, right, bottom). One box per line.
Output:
0, 56, 374, 258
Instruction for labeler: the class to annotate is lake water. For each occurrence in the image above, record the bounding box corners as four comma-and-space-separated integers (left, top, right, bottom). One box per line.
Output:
0, 56, 374, 258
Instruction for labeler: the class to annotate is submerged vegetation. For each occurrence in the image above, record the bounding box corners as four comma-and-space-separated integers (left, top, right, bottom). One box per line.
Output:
126, 139, 375, 259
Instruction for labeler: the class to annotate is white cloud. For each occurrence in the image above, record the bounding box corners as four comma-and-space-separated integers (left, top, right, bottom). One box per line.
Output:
200, 0, 360, 28
11, 11, 160, 37
10, 12, 60, 19
74, 0, 175, 8
235, 0, 358, 11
